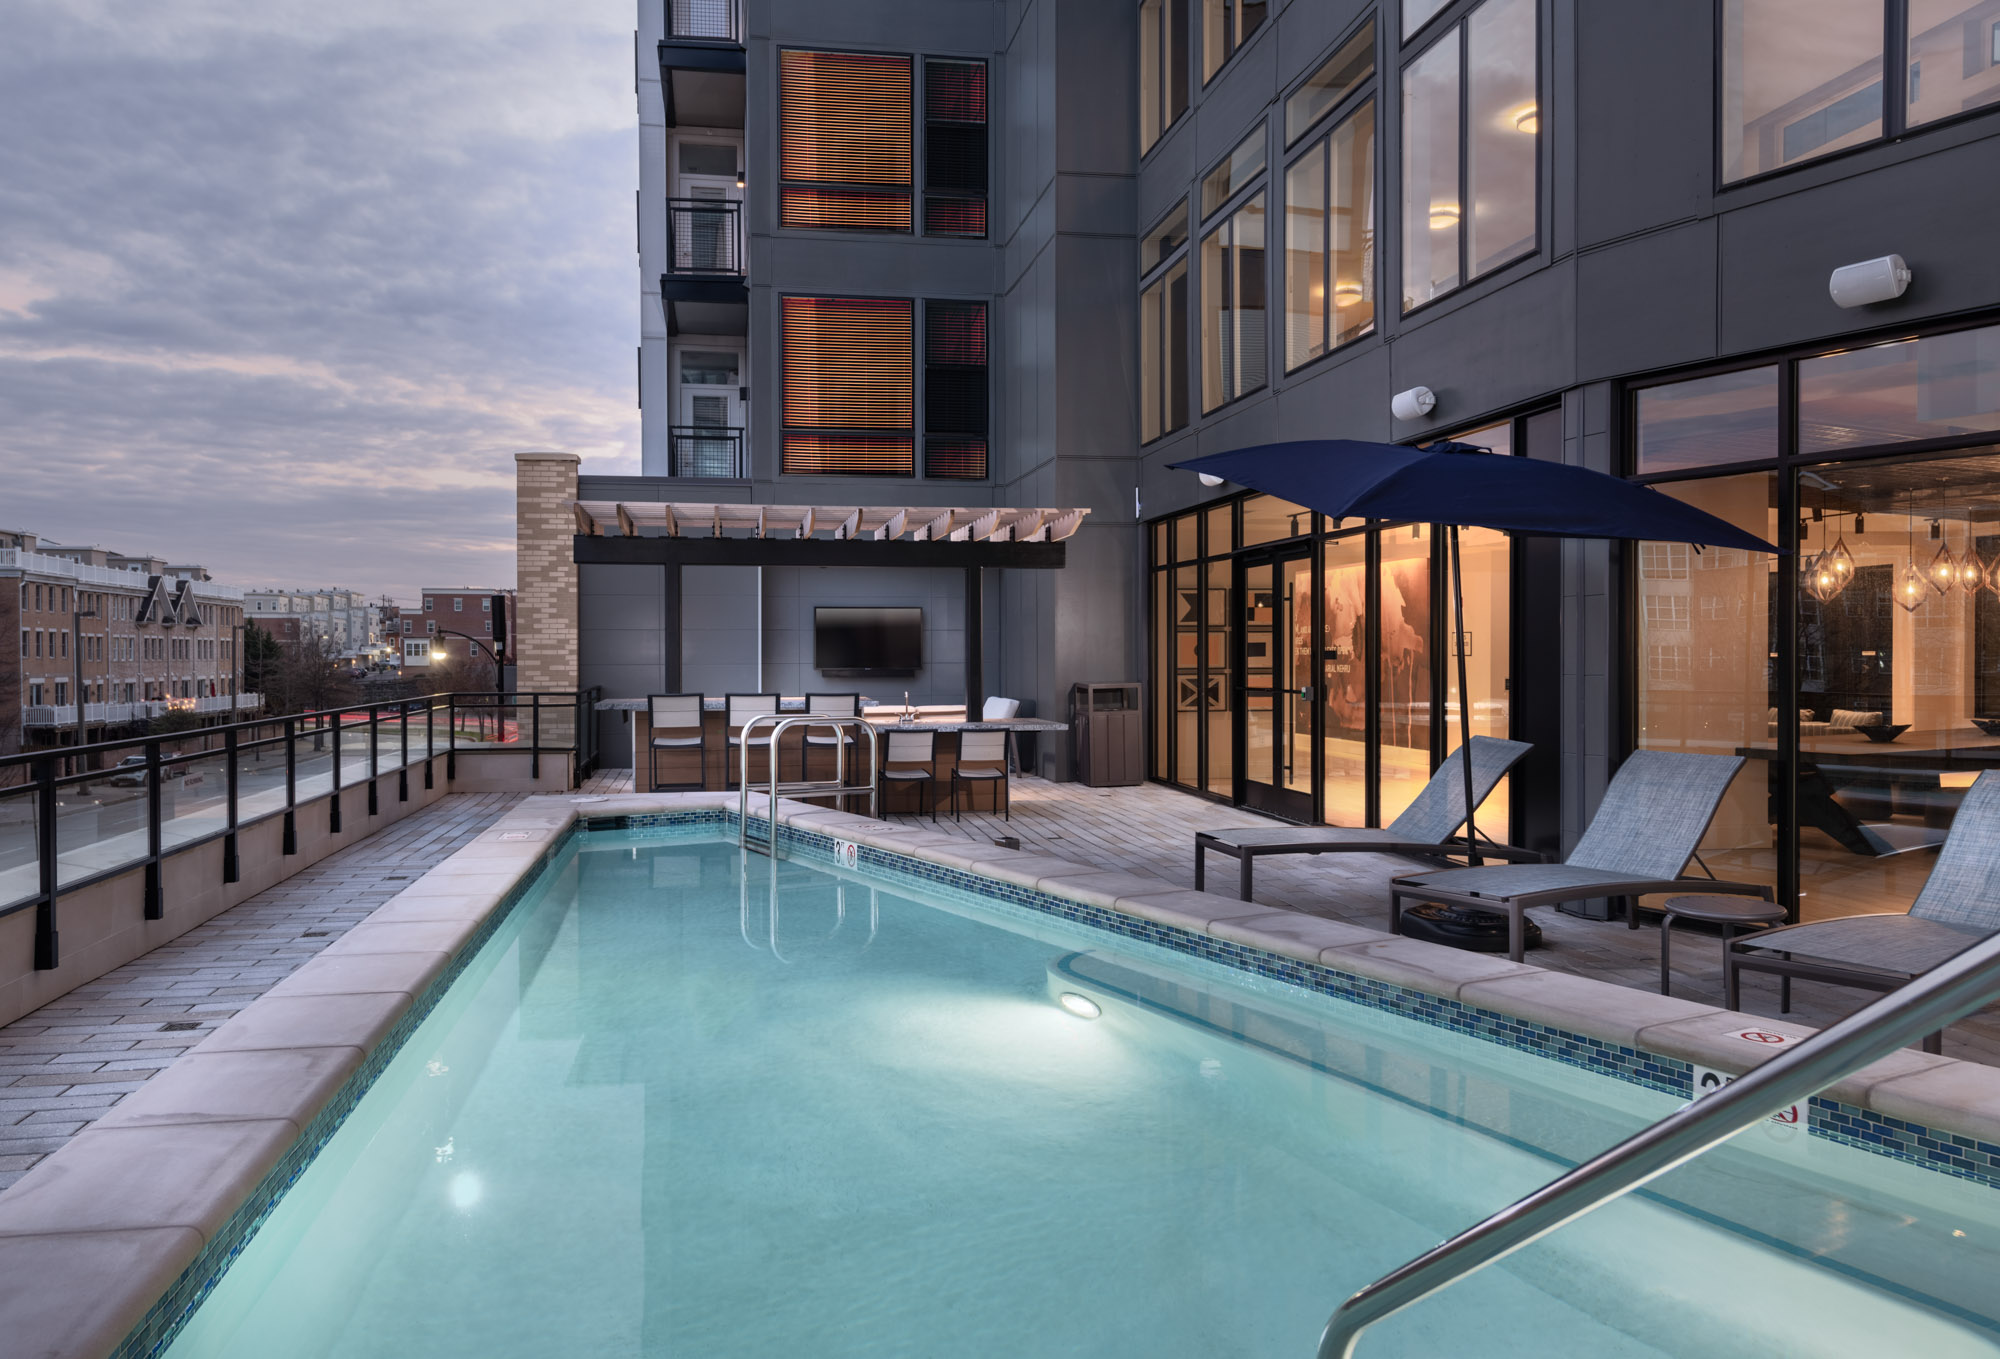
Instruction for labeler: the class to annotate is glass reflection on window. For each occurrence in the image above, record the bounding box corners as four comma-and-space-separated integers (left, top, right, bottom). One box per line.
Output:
1720, 0, 1883, 182
1466, 0, 1536, 279
1635, 367, 1782, 474
1402, 36, 1460, 308
1908, 0, 2000, 127
1799, 324, 2000, 453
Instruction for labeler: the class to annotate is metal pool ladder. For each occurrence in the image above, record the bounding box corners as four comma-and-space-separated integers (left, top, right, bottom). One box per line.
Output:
737, 713, 880, 855
1315, 929, 2000, 1358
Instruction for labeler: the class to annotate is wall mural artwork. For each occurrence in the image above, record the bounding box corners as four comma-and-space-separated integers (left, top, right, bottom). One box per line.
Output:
1381, 557, 1431, 754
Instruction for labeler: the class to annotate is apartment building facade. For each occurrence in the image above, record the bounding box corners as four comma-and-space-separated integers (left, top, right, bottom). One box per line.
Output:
395, 589, 515, 672
1, 529, 257, 758
564, 0, 2000, 928
243, 588, 382, 661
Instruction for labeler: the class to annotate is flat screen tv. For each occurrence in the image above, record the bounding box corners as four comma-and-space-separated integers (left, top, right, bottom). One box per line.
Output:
815, 606, 923, 676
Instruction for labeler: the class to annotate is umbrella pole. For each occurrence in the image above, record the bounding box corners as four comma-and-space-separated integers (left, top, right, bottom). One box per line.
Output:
1449, 525, 1482, 866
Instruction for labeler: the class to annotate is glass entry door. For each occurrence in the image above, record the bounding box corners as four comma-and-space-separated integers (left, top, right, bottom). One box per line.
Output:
1239, 548, 1316, 820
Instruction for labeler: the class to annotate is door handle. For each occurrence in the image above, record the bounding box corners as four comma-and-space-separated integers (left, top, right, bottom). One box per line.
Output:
1296, 685, 1314, 701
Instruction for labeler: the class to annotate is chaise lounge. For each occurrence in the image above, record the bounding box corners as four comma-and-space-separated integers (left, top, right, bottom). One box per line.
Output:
1389, 749, 1771, 962
1193, 736, 1539, 901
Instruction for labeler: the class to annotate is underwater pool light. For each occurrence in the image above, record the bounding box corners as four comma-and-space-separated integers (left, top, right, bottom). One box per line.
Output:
1057, 992, 1102, 1020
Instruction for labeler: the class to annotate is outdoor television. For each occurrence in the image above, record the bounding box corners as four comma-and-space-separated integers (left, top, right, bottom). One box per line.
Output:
815, 606, 923, 676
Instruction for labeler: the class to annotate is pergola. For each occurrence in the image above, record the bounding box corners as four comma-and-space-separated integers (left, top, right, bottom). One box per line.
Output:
570, 500, 1091, 713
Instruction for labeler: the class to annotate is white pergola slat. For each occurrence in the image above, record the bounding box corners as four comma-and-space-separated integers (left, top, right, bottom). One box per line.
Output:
571, 501, 1090, 543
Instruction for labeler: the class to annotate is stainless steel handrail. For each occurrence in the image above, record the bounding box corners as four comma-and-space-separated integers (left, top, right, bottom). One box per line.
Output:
736, 713, 881, 850
1316, 929, 2000, 1358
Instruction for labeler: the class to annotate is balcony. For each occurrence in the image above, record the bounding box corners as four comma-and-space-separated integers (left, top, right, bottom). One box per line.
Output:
669, 0, 739, 43
667, 198, 742, 277
667, 427, 746, 479
22, 694, 264, 728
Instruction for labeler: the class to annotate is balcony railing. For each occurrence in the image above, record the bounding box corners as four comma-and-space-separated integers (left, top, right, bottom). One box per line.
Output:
0, 689, 602, 970
668, 0, 740, 43
23, 694, 263, 728
667, 197, 743, 277
668, 426, 746, 479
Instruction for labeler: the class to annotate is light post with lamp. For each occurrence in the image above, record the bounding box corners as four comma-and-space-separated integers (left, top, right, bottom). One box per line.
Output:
429, 628, 505, 742
71, 597, 98, 781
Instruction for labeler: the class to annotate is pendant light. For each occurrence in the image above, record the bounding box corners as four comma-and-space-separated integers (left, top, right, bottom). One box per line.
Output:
1823, 512, 1856, 589
1896, 494, 1929, 612
1927, 519, 1959, 596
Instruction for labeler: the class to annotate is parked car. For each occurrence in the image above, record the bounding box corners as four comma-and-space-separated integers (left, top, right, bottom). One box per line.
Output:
106, 754, 149, 788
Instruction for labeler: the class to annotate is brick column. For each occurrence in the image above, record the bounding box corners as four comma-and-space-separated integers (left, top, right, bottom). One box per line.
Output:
514, 453, 580, 695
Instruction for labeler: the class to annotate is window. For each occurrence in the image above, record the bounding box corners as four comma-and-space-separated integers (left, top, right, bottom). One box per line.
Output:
924, 59, 987, 237
1139, 0, 1190, 153
1140, 202, 1191, 443
1402, 0, 1537, 311
1633, 367, 1782, 475
1798, 322, 2000, 453
1403, 0, 1451, 38
482, 597, 492, 611
781, 296, 917, 475
1286, 20, 1375, 144
1201, 192, 1267, 411
423, 596, 434, 611
1202, 0, 1267, 82
1284, 97, 1375, 369
1201, 126, 1265, 217
453, 597, 463, 612
427, 621, 437, 636
924, 301, 989, 479
779, 49, 914, 231
1721, 0, 1882, 181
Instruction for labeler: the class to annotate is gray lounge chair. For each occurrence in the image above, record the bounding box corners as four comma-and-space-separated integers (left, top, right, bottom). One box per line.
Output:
1194, 737, 1539, 902
1728, 770, 2000, 1054
1390, 750, 1771, 962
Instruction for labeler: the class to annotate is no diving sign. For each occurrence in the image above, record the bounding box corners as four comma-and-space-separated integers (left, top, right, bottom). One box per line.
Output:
833, 838, 859, 870
1691, 1028, 1805, 1132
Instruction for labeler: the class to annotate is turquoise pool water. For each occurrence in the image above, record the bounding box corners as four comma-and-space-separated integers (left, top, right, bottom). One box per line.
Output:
163, 830, 2000, 1358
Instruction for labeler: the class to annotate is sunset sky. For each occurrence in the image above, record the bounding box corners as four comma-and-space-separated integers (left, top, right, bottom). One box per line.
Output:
0, 0, 637, 603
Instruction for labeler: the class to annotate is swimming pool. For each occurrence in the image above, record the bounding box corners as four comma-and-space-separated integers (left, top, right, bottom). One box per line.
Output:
151, 824, 2000, 1358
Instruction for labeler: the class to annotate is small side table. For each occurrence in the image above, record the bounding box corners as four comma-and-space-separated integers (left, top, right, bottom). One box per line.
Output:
1659, 895, 1788, 1000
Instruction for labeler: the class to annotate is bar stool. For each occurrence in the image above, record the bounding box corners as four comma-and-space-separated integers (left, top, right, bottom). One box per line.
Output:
952, 730, 1010, 820
879, 729, 938, 820
803, 692, 860, 781
646, 693, 707, 791
725, 693, 781, 788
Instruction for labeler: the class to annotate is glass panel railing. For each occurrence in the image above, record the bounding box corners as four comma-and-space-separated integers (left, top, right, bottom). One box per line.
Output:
55, 766, 152, 887
236, 732, 290, 822
0, 782, 40, 911
160, 750, 231, 852
292, 720, 337, 804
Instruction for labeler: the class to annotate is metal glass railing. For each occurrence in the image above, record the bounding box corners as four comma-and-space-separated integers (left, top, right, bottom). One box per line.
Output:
0, 689, 600, 970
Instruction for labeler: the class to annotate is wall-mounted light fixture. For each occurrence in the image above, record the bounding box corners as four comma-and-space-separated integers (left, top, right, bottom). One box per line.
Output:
1197, 473, 1225, 488
1829, 254, 1911, 309
1391, 386, 1436, 422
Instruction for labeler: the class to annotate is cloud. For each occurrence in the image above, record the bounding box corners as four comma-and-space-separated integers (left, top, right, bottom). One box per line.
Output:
0, 0, 638, 599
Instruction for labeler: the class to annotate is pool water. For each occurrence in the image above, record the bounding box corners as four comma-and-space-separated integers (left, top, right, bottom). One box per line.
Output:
163, 830, 2000, 1358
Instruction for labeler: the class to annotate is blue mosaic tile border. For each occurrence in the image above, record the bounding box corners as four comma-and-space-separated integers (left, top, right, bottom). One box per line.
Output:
1810, 1096, 2000, 1188
112, 831, 574, 1359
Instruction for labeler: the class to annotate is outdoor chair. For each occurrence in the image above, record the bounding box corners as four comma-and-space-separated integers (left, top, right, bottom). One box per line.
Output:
952, 730, 1010, 821
803, 692, 860, 782
1390, 750, 1770, 962
1194, 737, 1538, 902
879, 729, 938, 821
725, 693, 781, 789
980, 696, 1024, 772
1727, 770, 2000, 1053
646, 692, 707, 791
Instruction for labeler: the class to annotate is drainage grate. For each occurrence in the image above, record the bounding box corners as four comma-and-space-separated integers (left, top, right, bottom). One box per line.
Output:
302, 930, 331, 938
160, 1021, 200, 1032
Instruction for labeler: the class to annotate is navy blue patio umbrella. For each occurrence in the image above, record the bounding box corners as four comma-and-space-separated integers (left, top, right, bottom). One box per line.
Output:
1168, 438, 1783, 859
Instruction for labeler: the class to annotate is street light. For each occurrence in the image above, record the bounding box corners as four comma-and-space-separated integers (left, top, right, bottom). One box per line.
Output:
428, 628, 505, 697
71, 598, 98, 784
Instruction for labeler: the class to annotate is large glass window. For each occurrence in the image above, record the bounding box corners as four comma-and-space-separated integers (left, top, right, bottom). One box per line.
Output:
1635, 367, 1782, 475
923, 60, 988, 238
1285, 99, 1375, 370
923, 300, 988, 479
1140, 203, 1191, 443
1202, 0, 1267, 82
1139, 0, 1190, 154
1200, 126, 1266, 217
780, 296, 916, 474
1799, 323, 2000, 453
1286, 21, 1375, 145
1721, 0, 1882, 183
1378, 523, 1435, 825
1402, 0, 1538, 311
1321, 532, 1369, 824
1201, 193, 1268, 412
779, 50, 914, 231
1636, 475, 1781, 910
1908, 0, 2000, 126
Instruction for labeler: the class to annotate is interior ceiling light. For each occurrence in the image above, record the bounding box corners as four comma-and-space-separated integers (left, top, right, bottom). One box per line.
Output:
1512, 105, 1539, 134
1428, 203, 1461, 229
1897, 497, 1928, 613
1332, 281, 1365, 307
1057, 991, 1102, 1020
1824, 517, 1856, 584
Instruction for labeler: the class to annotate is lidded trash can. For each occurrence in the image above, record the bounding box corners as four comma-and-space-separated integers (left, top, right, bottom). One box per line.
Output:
1069, 682, 1142, 787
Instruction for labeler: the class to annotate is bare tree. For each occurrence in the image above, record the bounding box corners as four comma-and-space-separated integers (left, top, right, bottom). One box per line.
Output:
279, 631, 359, 714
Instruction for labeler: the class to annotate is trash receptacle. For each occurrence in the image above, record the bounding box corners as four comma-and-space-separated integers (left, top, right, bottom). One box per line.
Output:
1069, 682, 1142, 787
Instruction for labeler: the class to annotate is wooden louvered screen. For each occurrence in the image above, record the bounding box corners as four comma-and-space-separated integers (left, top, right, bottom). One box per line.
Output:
924, 300, 988, 479
781, 50, 913, 232
782, 296, 916, 476
924, 59, 988, 238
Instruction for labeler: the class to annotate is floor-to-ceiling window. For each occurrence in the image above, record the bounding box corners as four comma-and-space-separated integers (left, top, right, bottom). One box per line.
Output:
1630, 318, 2000, 922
